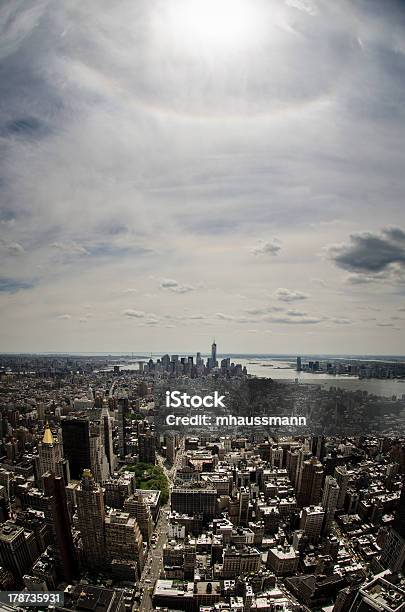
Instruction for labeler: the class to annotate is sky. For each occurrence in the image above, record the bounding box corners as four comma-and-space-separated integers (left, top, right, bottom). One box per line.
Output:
1, 0, 405, 355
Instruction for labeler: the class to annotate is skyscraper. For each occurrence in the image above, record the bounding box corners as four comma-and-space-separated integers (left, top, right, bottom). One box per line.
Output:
61, 418, 91, 480
334, 466, 350, 509
43, 472, 76, 582
210, 339, 217, 369
101, 402, 115, 475
138, 431, 156, 465
89, 422, 110, 483
117, 397, 129, 459
37, 424, 69, 487
76, 469, 106, 570
297, 457, 324, 508
322, 476, 340, 533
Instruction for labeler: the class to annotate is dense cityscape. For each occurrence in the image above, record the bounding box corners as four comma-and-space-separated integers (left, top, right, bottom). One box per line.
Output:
0, 344, 404, 611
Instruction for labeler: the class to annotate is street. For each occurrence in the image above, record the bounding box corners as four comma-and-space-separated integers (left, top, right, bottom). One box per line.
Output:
136, 442, 184, 611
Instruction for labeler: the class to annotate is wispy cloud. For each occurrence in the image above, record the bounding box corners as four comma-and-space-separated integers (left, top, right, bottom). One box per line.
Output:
273, 288, 310, 302
122, 309, 145, 318
50, 242, 90, 256
160, 279, 195, 294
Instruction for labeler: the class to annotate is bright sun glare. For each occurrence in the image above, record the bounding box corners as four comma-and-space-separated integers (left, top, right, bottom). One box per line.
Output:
159, 0, 265, 55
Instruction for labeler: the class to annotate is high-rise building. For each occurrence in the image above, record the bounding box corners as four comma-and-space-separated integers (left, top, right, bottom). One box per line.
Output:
61, 418, 91, 480
380, 484, 405, 572
138, 431, 156, 465
124, 491, 153, 545
43, 472, 76, 582
76, 469, 106, 570
0, 522, 32, 580
296, 457, 324, 507
89, 422, 110, 483
238, 488, 250, 526
270, 446, 284, 469
36, 424, 69, 487
322, 476, 340, 533
334, 466, 350, 509
299, 506, 325, 542
171, 489, 217, 522
105, 510, 144, 577
104, 473, 135, 509
117, 397, 129, 459
294, 448, 312, 488
296, 357, 302, 372
210, 340, 217, 369
101, 402, 115, 475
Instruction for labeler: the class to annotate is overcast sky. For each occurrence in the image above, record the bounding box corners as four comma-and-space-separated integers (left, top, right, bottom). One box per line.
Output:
1, 0, 405, 355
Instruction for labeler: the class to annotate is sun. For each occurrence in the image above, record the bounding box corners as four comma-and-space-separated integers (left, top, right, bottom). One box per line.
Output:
153, 0, 266, 57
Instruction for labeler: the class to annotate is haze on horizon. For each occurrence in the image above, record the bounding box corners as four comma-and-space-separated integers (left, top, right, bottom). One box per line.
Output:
1, 0, 405, 355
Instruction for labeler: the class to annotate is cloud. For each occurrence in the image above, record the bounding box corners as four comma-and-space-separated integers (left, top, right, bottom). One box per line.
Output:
328, 227, 405, 276
346, 274, 382, 285
0, 241, 25, 256
246, 305, 284, 315
0, 277, 33, 292
216, 312, 236, 321
144, 318, 159, 326
251, 238, 281, 256
330, 317, 352, 325
160, 279, 195, 294
123, 288, 137, 294
246, 306, 284, 315
269, 315, 323, 325
285, 0, 317, 15
51, 242, 90, 256
122, 309, 145, 318
273, 288, 310, 302
286, 309, 307, 317
1, 1, 405, 352
56, 313, 71, 320
311, 278, 327, 287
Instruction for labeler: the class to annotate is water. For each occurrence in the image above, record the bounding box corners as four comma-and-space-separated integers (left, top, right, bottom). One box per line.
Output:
109, 353, 405, 399
236, 358, 405, 398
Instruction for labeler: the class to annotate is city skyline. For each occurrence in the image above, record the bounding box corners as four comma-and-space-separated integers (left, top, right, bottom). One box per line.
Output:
1, 0, 405, 354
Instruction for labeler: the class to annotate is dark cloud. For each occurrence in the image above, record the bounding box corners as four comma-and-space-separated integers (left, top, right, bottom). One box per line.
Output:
3, 116, 48, 138
328, 227, 405, 274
